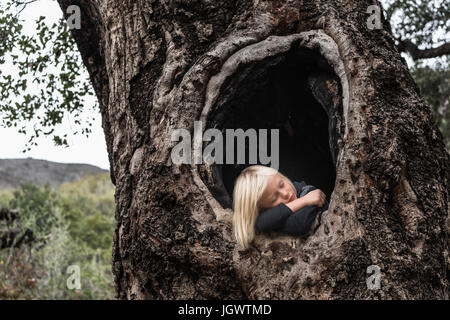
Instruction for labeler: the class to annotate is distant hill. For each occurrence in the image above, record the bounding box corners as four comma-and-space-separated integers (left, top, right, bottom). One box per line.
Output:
0, 158, 108, 189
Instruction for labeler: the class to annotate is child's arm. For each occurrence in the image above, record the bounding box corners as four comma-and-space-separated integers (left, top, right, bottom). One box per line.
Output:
286, 188, 326, 212
255, 182, 327, 233
278, 205, 323, 236
255, 188, 328, 235
255, 203, 293, 233
284, 196, 311, 212
279, 188, 328, 236
255, 201, 328, 235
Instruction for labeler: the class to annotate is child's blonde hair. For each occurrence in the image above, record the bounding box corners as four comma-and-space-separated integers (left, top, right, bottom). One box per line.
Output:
232, 165, 295, 249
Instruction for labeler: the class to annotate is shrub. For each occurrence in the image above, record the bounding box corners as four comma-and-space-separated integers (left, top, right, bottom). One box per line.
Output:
0, 173, 115, 299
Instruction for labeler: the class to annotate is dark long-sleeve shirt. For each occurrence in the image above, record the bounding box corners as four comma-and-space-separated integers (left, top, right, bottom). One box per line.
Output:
254, 181, 328, 236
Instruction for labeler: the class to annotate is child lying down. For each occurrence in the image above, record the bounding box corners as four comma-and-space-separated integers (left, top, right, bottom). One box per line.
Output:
233, 165, 328, 249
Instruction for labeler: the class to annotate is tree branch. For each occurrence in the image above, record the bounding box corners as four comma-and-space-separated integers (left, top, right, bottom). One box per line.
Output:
397, 39, 450, 60
0, 208, 19, 222
0, 227, 34, 248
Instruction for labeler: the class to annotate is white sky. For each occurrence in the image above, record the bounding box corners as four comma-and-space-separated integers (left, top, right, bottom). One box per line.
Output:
0, 0, 109, 170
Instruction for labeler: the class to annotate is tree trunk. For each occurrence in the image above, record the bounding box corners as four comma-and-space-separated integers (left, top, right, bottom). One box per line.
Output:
57, 0, 449, 299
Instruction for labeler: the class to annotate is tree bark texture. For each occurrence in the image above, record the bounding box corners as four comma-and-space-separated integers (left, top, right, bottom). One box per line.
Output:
57, 0, 449, 299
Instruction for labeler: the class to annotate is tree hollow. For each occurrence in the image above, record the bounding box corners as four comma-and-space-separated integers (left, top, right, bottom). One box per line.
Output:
200, 44, 345, 209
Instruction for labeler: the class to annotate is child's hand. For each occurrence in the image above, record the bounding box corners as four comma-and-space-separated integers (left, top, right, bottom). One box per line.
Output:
302, 189, 326, 207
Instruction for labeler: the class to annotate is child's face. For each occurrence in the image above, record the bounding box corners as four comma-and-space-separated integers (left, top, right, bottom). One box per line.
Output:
258, 174, 297, 210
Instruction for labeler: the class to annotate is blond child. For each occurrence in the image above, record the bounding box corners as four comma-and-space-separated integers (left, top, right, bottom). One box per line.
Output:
233, 165, 328, 249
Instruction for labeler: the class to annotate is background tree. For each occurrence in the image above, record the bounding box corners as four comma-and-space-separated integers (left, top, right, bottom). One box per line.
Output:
0, 173, 115, 299
0, 0, 97, 150
1, 0, 449, 299
382, 0, 450, 150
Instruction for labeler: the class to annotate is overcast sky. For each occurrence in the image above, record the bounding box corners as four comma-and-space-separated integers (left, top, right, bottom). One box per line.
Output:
0, 0, 109, 170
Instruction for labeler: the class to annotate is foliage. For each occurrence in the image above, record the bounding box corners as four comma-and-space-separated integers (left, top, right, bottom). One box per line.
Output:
9, 183, 61, 236
411, 57, 450, 150
383, 0, 449, 47
58, 173, 115, 251
0, 173, 115, 299
0, 0, 97, 151
0, 189, 14, 207
381, 0, 450, 151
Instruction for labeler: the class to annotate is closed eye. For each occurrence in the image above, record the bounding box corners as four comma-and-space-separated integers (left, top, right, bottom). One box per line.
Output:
271, 192, 277, 203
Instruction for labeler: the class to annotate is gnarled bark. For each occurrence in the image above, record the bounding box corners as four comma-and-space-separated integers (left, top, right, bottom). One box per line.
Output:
57, 0, 449, 299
